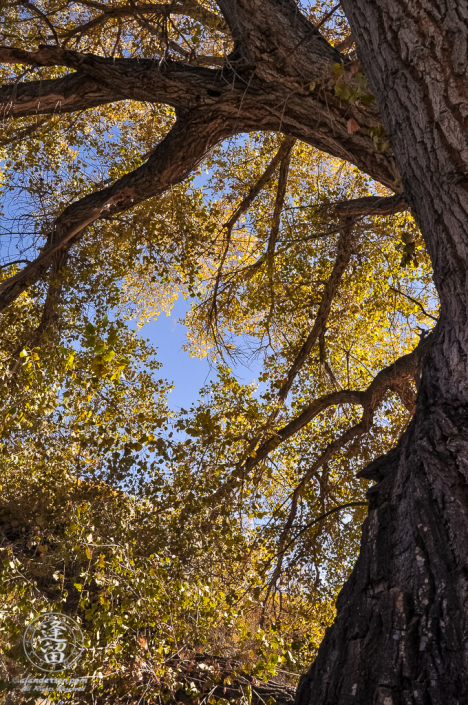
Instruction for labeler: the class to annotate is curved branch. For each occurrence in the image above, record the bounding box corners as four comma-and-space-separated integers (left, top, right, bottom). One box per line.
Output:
265, 421, 367, 599
265, 334, 434, 597
0, 72, 124, 119
0, 259, 31, 269
246, 389, 363, 472
0, 113, 232, 312
0, 44, 399, 188
0, 47, 222, 106
280, 501, 368, 557
264, 334, 432, 593
247, 332, 433, 475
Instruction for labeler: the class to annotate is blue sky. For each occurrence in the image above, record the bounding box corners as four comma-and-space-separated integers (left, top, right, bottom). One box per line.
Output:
140, 295, 263, 411
136, 153, 265, 412
0, 173, 262, 414
140, 296, 215, 410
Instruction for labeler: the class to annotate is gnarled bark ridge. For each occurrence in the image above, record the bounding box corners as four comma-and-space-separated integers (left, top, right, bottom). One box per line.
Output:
297, 1, 468, 703
297, 388, 468, 704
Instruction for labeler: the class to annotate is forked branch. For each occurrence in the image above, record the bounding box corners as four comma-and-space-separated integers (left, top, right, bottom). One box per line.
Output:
246, 331, 432, 475
60, 1, 229, 40
265, 333, 432, 594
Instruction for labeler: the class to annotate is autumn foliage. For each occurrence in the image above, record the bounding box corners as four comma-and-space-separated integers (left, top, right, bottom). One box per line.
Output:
0, 1, 439, 702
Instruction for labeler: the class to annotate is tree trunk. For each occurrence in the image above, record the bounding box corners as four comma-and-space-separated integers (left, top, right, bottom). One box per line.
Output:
297, 401, 468, 704
297, 2, 468, 703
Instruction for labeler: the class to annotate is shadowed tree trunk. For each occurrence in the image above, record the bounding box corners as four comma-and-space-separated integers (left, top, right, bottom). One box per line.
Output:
297, 2, 468, 703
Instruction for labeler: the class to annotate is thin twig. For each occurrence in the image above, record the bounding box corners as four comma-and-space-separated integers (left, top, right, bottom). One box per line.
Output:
315, 3, 341, 30
279, 501, 368, 557
0, 259, 31, 269
389, 285, 438, 322
20, 0, 59, 44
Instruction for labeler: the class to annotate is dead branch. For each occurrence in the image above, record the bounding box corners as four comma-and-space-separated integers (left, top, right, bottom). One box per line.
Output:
167, 654, 295, 705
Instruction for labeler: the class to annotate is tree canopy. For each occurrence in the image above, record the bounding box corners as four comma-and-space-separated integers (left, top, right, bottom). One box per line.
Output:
0, 1, 441, 703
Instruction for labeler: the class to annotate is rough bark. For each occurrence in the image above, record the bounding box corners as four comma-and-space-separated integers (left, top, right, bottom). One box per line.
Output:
297, 2, 468, 703
216, 0, 342, 82
0, 71, 121, 119
0, 33, 400, 312
0, 47, 398, 189
297, 399, 468, 705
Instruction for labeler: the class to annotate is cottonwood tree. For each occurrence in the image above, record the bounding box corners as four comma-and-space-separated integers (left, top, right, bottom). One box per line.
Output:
0, 0, 465, 703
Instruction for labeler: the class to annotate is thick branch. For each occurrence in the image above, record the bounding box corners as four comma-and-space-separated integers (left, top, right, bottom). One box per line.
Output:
287, 193, 408, 226
211, 322, 430, 513
0, 47, 224, 108
216, 0, 343, 83
333, 192, 407, 217
0, 113, 231, 312
0, 71, 121, 119
0, 44, 399, 188
247, 390, 362, 472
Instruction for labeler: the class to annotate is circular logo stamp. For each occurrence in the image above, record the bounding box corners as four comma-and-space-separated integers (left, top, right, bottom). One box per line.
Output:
23, 613, 84, 672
